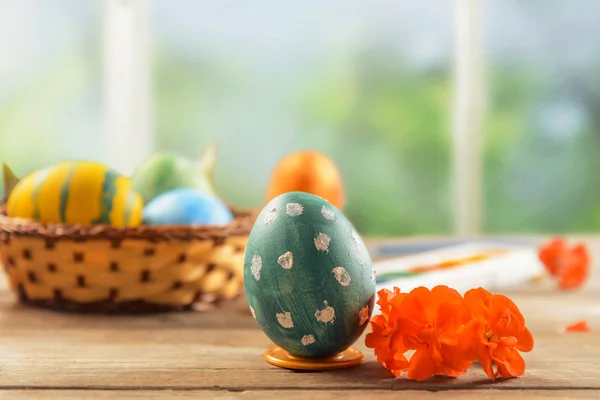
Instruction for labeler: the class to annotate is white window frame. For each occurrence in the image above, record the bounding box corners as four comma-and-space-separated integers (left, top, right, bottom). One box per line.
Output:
104, 0, 484, 235
452, 0, 483, 235
104, 0, 153, 176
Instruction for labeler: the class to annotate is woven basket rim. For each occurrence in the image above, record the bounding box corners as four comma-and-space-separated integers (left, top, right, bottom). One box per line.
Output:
0, 204, 257, 242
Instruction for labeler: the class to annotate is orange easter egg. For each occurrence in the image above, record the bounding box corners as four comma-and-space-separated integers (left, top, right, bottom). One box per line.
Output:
266, 151, 345, 209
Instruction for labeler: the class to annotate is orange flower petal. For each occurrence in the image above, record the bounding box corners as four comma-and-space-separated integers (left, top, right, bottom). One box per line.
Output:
564, 320, 591, 332
387, 362, 409, 377
538, 237, 567, 276
388, 292, 409, 322
490, 294, 526, 323
365, 331, 382, 349
431, 285, 463, 308
376, 288, 395, 314
404, 286, 435, 322
558, 258, 588, 290
464, 287, 492, 320
381, 351, 409, 377
435, 303, 458, 331
439, 343, 473, 375
407, 349, 435, 381
476, 343, 495, 380
494, 347, 526, 379
515, 327, 535, 352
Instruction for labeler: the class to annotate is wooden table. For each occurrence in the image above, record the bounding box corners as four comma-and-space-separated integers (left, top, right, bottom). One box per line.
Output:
1, 237, 599, 399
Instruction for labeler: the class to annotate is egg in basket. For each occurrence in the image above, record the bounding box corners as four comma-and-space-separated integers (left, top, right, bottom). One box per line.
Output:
0, 144, 256, 313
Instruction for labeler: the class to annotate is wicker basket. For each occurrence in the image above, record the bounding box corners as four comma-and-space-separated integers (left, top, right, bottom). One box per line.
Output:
0, 206, 256, 313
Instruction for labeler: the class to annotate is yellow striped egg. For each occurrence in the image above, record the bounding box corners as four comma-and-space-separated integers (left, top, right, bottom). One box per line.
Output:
7, 161, 143, 227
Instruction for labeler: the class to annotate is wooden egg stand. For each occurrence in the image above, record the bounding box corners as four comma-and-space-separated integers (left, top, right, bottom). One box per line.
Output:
264, 346, 364, 371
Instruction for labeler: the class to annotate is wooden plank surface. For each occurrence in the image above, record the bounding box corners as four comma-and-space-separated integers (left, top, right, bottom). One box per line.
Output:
0, 237, 599, 399
2, 390, 600, 400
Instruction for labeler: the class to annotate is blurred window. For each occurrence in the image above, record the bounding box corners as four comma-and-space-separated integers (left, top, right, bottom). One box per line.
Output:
151, 0, 454, 236
483, 0, 600, 233
0, 1, 105, 191
4, 1, 597, 237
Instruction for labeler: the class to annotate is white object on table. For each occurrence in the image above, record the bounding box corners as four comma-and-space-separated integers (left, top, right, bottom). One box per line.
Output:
373, 241, 545, 304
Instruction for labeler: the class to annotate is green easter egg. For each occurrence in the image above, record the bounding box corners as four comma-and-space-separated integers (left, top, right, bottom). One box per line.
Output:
131, 148, 216, 204
244, 191, 375, 358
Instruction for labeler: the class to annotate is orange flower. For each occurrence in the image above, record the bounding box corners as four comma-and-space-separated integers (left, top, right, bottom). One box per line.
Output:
538, 238, 590, 290
564, 320, 591, 332
366, 286, 473, 381
392, 286, 473, 381
365, 288, 409, 376
366, 285, 535, 382
463, 288, 534, 380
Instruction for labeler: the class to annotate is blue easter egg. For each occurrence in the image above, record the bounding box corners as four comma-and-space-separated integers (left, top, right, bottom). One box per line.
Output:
142, 188, 234, 225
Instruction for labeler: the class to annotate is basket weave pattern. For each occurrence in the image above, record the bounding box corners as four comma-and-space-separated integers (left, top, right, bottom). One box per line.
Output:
0, 209, 255, 313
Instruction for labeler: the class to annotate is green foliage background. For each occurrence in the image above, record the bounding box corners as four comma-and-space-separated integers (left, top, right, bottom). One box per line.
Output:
3, 2, 600, 237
